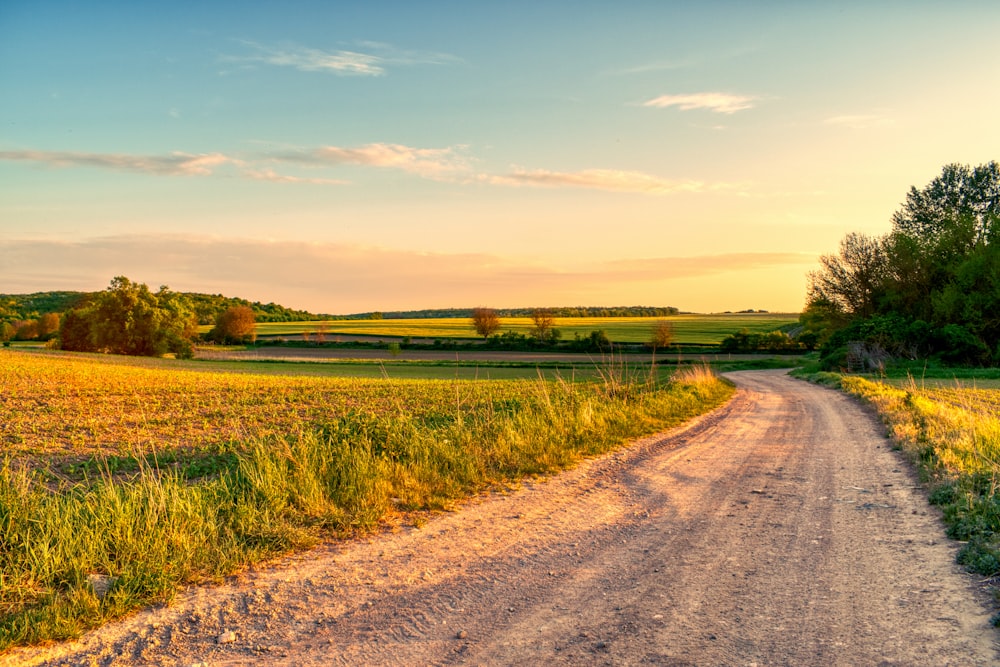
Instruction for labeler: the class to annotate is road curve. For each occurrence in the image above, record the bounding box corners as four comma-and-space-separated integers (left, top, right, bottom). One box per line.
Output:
9, 370, 998, 666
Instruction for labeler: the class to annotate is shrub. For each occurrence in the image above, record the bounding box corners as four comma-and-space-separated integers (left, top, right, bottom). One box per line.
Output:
210, 305, 257, 345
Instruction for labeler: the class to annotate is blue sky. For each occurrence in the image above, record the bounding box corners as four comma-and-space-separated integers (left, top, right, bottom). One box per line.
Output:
2, 2, 999, 313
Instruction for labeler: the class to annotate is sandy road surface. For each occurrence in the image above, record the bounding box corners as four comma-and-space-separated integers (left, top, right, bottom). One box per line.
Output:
8, 370, 998, 666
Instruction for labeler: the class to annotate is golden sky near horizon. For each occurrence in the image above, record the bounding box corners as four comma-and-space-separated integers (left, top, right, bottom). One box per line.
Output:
2, 3, 999, 313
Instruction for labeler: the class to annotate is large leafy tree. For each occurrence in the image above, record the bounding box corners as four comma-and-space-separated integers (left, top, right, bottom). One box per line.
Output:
806, 162, 1000, 366
60, 276, 197, 357
891, 162, 1000, 254
470, 307, 501, 340
210, 305, 257, 344
529, 308, 558, 344
807, 232, 891, 320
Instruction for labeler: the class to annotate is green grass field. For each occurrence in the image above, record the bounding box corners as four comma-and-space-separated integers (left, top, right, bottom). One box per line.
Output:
0, 349, 733, 649
244, 313, 799, 344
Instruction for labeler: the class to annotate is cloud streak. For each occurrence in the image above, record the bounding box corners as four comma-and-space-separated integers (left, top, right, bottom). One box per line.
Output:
0, 144, 469, 183
2, 146, 734, 195
0, 235, 815, 313
643, 92, 756, 114
823, 113, 895, 129
226, 42, 385, 75
243, 169, 349, 186
0, 150, 238, 176
488, 168, 735, 195
224, 41, 458, 77
276, 143, 470, 178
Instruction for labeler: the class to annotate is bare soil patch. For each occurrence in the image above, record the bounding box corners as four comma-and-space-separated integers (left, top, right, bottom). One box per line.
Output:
8, 370, 997, 666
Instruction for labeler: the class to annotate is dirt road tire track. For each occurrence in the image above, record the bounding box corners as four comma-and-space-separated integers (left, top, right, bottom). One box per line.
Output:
7, 370, 998, 666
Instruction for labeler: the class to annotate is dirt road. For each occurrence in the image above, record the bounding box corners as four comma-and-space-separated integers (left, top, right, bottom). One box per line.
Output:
9, 370, 998, 666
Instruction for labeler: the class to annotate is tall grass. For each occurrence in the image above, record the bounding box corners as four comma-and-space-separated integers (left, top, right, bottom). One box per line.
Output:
0, 369, 732, 650
838, 375, 1000, 575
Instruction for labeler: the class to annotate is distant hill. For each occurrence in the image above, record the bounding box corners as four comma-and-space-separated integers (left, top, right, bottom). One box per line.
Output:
0, 290, 327, 325
0, 292, 88, 322
348, 306, 683, 319
182, 293, 326, 325
1, 294, 685, 325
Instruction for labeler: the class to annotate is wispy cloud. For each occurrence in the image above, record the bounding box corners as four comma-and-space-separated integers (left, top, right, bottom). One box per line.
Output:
276, 143, 470, 179
0, 149, 238, 176
823, 113, 895, 129
643, 92, 756, 114
0, 144, 468, 183
0, 235, 816, 312
243, 168, 349, 186
488, 168, 735, 195
226, 41, 384, 75
223, 40, 458, 77
2, 146, 736, 194
355, 40, 459, 67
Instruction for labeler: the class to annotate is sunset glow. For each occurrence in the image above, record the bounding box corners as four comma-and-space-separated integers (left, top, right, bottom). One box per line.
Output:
2, 2, 998, 313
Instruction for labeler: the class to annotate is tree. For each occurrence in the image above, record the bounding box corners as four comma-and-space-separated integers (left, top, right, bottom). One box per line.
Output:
314, 321, 329, 344
584, 330, 611, 352
60, 276, 197, 357
649, 320, 674, 352
798, 297, 848, 348
807, 232, 891, 320
891, 161, 1000, 256
0, 321, 14, 343
14, 320, 38, 341
59, 307, 98, 352
530, 308, 556, 343
471, 307, 501, 340
210, 305, 257, 344
806, 162, 1000, 366
37, 312, 61, 341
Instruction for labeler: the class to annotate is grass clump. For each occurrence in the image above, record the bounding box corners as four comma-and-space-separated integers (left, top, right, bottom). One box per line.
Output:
0, 365, 732, 650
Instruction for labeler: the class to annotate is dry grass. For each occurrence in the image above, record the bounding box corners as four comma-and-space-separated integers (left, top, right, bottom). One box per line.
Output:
0, 349, 734, 650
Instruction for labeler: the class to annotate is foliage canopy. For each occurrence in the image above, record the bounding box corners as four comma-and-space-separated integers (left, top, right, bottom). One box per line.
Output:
59, 276, 198, 357
470, 307, 501, 339
210, 305, 257, 344
805, 162, 1000, 367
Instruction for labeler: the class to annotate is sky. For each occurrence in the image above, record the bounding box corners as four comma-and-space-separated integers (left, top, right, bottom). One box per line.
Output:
2, 1, 999, 314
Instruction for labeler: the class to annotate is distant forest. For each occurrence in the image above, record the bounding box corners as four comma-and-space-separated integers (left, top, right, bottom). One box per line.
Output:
353, 306, 682, 319
0, 291, 323, 326
1, 293, 682, 326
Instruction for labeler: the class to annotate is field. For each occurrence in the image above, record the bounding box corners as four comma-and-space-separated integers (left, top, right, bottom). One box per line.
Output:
246, 313, 800, 344
2, 349, 692, 462
1, 351, 522, 462
831, 375, 1000, 575
0, 349, 733, 649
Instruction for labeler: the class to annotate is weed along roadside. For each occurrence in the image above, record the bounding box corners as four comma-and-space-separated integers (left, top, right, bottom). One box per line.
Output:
0, 351, 733, 651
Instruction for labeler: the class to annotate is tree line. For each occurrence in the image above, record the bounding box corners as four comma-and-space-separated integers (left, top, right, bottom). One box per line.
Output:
358, 306, 682, 320
803, 161, 1000, 368
1, 277, 260, 356
0, 289, 323, 338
